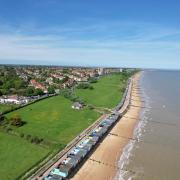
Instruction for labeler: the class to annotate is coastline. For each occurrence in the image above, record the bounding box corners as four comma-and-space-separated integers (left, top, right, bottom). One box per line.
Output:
70, 72, 142, 180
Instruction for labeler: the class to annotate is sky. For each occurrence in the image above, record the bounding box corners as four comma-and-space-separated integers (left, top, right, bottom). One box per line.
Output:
0, 0, 180, 69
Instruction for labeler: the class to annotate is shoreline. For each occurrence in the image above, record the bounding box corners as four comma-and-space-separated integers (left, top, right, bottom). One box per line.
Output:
70, 72, 142, 180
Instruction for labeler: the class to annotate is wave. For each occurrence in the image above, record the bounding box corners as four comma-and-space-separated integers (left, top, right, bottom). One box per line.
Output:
114, 72, 152, 180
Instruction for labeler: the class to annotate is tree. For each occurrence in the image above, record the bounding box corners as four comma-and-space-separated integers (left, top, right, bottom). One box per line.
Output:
14, 80, 26, 89
26, 87, 35, 96
0, 90, 3, 96
0, 115, 5, 122
3, 81, 14, 90
77, 83, 93, 89
0, 80, 3, 86
48, 86, 55, 94
34, 88, 44, 96
10, 114, 24, 127
26, 134, 31, 141
20, 133, 24, 138
89, 86, 94, 90
89, 77, 98, 83
62, 68, 69, 74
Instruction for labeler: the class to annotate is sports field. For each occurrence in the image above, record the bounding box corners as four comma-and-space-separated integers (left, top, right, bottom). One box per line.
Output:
75, 73, 128, 108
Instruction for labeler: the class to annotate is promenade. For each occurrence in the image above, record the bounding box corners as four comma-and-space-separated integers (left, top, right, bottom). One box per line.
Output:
30, 73, 139, 180
71, 73, 142, 180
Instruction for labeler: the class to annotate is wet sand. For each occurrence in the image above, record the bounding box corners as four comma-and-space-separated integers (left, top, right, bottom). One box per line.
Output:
70, 73, 142, 180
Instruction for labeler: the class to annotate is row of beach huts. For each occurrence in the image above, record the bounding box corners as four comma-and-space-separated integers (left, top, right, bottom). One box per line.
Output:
43, 79, 132, 180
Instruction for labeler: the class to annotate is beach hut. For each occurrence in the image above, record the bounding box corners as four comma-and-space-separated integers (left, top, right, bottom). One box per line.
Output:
69, 147, 87, 158
75, 149, 87, 159
88, 139, 97, 146
62, 157, 79, 168
58, 164, 72, 178
79, 143, 92, 152
68, 154, 82, 163
49, 168, 65, 178
100, 120, 112, 127
44, 174, 62, 180
89, 136, 99, 143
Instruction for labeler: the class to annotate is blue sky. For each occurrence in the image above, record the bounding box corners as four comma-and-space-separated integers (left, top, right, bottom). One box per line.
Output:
0, 0, 180, 69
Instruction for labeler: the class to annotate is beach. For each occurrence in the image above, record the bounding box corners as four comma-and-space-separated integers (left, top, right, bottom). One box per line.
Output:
71, 72, 142, 180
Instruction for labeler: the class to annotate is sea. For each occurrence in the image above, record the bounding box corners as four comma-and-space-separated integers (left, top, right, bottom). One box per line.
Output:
115, 70, 180, 180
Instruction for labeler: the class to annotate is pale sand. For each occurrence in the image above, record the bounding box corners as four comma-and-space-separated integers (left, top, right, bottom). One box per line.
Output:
71, 73, 142, 180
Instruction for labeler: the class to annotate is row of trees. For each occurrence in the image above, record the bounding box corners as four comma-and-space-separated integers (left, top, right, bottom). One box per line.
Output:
20, 133, 44, 144
21, 86, 55, 97
0, 68, 28, 96
0, 114, 25, 127
59, 88, 84, 104
0, 114, 44, 145
76, 83, 94, 90
88, 77, 98, 83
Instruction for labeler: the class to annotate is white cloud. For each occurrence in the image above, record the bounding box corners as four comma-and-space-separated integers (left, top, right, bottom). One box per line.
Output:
0, 21, 180, 69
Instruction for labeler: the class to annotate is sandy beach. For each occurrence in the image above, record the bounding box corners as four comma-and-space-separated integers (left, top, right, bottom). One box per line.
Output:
70, 72, 142, 180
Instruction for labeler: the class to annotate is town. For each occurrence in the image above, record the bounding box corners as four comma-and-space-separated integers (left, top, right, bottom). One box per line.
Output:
0, 65, 134, 180
0, 65, 124, 107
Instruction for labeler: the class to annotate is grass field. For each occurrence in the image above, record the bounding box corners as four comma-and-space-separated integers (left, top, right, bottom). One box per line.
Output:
0, 104, 17, 113
7, 96, 100, 145
1, 73, 129, 179
0, 131, 49, 180
75, 73, 128, 108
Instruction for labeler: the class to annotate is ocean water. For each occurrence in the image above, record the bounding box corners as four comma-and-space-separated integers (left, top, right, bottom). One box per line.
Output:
116, 70, 180, 180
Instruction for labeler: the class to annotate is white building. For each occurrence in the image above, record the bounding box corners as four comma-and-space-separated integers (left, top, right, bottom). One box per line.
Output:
98, 68, 104, 76
0, 95, 29, 105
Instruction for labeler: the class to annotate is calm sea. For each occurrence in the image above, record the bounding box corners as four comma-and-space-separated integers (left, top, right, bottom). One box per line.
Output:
116, 70, 180, 180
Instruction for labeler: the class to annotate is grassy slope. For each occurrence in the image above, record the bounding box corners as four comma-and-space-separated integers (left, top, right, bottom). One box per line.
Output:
75, 73, 128, 108
7, 96, 100, 145
0, 131, 49, 180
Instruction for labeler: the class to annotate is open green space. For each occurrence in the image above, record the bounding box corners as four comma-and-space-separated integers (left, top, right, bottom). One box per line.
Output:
0, 131, 49, 180
1, 73, 130, 179
75, 73, 128, 108
6, 96, 100, 145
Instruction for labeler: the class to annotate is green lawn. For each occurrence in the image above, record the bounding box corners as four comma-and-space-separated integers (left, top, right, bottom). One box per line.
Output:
0, 104, 17, 114
6, 96, 100, 145
75, 73, 128, 108
1, 73, 129, 179
0, 131, 49, 180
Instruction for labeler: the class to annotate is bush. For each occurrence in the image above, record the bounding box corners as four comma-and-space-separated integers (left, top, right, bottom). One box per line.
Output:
34, 88, 44, 96
26, 134, 31, 141
48, 86, 55, 94
5, 127, 12, 133
20, 133, 24, 138
29, 136, 43, 144
89, 86, 94, 90
88, 105, 94, 110
0, 90, 3, 96
59, 88, 79, 102
121, 86, 126, 93
10, 114, 25, 127
0, 115, 5, 122
89, 77, 98, 83
77, 83, 93, 89
0, 116, 8, 126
